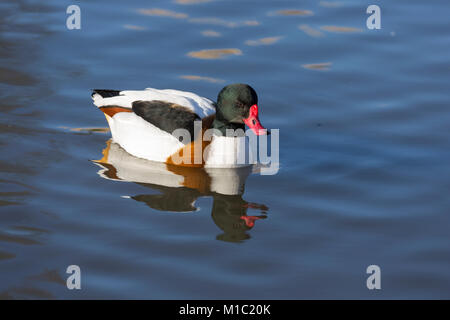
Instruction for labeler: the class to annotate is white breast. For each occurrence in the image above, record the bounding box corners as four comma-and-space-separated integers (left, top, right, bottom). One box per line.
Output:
205, 135, 257, 168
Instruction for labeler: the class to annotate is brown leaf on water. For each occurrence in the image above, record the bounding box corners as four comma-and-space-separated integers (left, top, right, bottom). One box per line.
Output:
201, 30, 221, 37
72, 127, 110, 133
187, 48, 242, 59
319, 1, 342, 8
175, 0, 213, 3
243, 20, 260, 26
188, 17, 259, 28
276, 9, 314, 16
320, 25, 363, 33
245, 36, 282, 46
59, 126, 110, 133
301, 62, 332, 71
189, 17, 236, 27
137, 8, 188, 19
298, 24, 324, 38
180, 75, 225, 83
123, 24, 147, 31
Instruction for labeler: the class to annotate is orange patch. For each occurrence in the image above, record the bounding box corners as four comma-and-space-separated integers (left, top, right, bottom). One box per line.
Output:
165, 163, 212, 193
92, 140, 120, 180
94, 139, 112, 163
166, 114, 215, 168
99, 106, 133, 117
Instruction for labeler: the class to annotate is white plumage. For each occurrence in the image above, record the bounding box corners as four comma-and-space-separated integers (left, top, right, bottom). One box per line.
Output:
109, 112, 184, 163
92, 87, 216, 117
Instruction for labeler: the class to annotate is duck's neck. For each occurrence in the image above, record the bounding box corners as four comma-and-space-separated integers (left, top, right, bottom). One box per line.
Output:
212, 117, 245, 136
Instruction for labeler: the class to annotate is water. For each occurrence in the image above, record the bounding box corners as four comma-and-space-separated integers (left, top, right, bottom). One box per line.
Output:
1, 0, 450, 299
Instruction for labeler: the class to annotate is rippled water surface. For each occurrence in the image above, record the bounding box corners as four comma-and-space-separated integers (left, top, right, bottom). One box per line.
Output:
1, 0, 450, 299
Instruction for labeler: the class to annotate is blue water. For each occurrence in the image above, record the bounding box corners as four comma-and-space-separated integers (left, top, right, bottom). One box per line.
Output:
1, 0, 450, 299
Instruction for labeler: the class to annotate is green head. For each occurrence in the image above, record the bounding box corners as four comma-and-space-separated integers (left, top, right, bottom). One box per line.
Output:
214, 84, 267, 135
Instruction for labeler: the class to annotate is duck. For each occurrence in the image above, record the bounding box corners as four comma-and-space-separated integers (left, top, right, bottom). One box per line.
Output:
92, 83, 268, 167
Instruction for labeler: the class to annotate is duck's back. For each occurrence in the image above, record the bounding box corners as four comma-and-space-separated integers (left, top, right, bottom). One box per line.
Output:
92, 87, 216, 118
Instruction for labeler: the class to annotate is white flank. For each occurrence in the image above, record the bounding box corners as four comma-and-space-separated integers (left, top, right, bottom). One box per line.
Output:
109, 112, 184, 162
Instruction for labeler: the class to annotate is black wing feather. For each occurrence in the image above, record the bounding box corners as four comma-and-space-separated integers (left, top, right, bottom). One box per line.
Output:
132, 100, 201, 139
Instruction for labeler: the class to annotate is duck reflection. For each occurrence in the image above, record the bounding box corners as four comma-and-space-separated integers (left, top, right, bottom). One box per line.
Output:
93, 140, 268, 242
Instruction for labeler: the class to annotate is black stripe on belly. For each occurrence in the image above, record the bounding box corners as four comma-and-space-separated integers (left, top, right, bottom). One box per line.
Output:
132, 100, 201, 140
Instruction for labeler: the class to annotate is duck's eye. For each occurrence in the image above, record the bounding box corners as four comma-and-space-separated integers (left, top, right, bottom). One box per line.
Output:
236, 101, 245, 108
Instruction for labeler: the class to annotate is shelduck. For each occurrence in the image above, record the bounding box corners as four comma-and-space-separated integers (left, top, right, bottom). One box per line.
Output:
92, 84, 267, 167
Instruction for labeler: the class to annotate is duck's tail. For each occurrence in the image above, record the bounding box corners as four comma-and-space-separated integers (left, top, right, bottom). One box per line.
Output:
91, 89, 122, 109
92, 89, 133, 124
92, 89, 121, 99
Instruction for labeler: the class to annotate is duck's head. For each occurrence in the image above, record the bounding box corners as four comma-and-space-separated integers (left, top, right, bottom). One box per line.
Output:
215, 84, 267, 135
